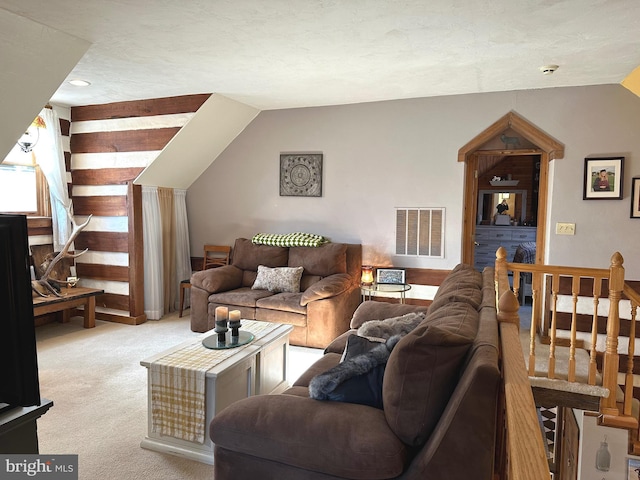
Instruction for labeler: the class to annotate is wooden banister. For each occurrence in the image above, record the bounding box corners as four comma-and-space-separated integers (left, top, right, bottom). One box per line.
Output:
495, 256, 551, 480
495, 249, 640, 478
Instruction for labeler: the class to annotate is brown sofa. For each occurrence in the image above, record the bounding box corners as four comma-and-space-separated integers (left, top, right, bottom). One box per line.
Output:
209, 264, 500, 479
190, 238, 362, 348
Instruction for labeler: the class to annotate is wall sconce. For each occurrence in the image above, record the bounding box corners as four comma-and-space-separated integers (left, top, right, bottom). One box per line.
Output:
17, 115, 47, 153
361, 266, 374, 286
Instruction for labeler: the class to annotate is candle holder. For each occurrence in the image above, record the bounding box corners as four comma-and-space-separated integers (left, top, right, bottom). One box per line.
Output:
214, 320, 228, 343
229, 310, 242, 337
215, 306, 229, 343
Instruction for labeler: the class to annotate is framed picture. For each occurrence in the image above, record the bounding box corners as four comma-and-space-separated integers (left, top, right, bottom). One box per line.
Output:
631, 177, 640, 218
376, 268, 406, 285
583, 156, 624, 200
280, 153, 323, 197
627, 458, 640, 480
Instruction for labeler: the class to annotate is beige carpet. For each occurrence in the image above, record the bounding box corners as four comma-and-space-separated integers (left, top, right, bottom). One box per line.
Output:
34, 311, 322, 480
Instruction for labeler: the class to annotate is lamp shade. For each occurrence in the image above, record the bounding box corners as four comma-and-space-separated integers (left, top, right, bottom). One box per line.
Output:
361, 266, 374, 286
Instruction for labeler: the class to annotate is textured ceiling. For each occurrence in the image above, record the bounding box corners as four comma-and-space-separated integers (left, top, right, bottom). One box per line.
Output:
1, 0, 639, 110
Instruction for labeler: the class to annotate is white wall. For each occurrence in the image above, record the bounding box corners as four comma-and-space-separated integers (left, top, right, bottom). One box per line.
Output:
187, 84, 640, 277
578, 412, 639, 480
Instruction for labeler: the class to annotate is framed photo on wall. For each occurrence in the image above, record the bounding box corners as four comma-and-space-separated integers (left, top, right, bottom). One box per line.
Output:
376, 268, 406, 285
583, 156, 624, 200
631, 177, 640, 218
627, 458, 640, 480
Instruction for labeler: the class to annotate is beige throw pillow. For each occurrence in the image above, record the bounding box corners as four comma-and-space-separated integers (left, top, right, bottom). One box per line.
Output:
251, 265, 304, 293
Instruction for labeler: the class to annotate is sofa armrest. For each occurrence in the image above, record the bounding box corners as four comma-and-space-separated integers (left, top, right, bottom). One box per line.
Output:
300, 273, 352, 306
210, 394, 406, 478
190, 265, 243, 293
350, 301, 429, 329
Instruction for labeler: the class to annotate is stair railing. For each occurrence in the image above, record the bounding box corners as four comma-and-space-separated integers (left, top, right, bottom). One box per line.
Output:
495, 248, 638, 432
494, 258, 550, 480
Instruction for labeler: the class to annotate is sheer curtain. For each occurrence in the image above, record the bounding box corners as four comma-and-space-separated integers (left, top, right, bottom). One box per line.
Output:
174, 189, 192, 310
142, 186, 192, 319
142, 186, 164, 320
34, 108, 71, 250
157, 187, 176, 314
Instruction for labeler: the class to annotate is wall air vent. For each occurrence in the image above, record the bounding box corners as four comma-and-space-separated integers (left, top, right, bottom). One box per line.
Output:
395, 208, 444, 258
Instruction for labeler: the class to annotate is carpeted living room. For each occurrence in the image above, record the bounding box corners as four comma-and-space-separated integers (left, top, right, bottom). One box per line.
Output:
34, 311, 322, 479
2, 2, 640, 480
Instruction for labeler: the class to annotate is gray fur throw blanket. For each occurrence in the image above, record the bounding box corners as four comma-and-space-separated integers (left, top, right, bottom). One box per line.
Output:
357, 312, 425, 341
308, 335, 402, 408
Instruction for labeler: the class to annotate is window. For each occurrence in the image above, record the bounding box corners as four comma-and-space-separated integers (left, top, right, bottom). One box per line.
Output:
0, 164, 37, 213
0, 143, 47, 215
395, 207, 445, 258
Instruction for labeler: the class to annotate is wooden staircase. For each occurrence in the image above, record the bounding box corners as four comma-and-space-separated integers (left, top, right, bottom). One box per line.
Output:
494, 247, 640, 479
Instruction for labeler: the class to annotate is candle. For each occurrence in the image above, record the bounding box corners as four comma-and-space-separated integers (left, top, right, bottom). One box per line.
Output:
215, 306, 228, 322
229, 310, 241, 323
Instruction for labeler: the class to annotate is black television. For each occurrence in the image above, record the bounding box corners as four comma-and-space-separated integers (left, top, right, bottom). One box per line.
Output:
0, 214, 40, 411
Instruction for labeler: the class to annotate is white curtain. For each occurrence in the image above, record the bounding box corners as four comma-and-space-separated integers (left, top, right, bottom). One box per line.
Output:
173, 189, 192, 310
142, 186, 192, 318
142, 186, 164, 320
34, 108, 71, 250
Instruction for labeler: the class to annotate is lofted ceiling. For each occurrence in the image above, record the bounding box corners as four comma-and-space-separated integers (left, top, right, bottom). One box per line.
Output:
1, 0, 639, 110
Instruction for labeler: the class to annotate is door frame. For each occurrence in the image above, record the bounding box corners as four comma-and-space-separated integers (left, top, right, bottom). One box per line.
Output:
459, 111, 564, 267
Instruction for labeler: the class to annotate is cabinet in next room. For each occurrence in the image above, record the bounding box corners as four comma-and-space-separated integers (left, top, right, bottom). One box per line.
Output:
474, 225, 537, 271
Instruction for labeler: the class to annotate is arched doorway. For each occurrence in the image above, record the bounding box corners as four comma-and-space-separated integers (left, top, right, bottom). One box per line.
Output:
458, 111, 564, 267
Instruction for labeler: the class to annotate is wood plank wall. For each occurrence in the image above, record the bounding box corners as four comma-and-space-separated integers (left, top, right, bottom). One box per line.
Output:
68, 94, 210, 323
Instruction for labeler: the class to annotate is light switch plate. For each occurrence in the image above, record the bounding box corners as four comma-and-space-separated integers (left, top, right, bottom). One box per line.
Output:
556, 222, 576, 235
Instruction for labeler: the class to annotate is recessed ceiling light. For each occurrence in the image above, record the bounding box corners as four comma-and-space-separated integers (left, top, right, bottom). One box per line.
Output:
539, 65, 559, 75
68, 79, 91, 87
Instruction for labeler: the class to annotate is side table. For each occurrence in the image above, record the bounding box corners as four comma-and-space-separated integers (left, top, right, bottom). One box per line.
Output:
361, 283, 411, 304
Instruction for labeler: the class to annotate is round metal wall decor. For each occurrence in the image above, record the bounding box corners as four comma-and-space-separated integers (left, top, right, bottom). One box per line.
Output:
280, 153, 323, 197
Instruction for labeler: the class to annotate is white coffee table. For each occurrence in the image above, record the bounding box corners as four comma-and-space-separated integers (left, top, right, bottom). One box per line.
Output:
140, 320, 293, 464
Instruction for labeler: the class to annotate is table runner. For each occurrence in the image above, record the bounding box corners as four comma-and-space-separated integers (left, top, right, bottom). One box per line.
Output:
150, 320, 278, 444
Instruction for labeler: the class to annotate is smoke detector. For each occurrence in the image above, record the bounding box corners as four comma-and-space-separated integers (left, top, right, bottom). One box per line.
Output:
539, 65, 559, 75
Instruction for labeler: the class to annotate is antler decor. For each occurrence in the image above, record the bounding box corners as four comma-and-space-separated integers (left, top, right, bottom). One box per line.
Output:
31, 204, 92, 297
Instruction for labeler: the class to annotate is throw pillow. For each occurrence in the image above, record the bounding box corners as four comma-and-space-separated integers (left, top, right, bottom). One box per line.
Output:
340, 334, 382, 362
357, 312, 426, 342
309, 335, 401, 409
383, 319, 476, 447
251, 265, 304, 293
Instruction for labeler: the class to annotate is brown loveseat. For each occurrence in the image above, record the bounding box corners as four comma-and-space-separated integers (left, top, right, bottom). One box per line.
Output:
209, 264, 500, 479
190, 238, 362, 348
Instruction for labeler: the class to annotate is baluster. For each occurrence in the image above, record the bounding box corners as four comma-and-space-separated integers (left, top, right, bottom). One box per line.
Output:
624, 299, 638, 417
549, 273, 559, 379
569, 276, 580, 382
513, 268, 521, 300
529, 275, 539, 377
589, 278, 602, 385
601, 252, 624, 416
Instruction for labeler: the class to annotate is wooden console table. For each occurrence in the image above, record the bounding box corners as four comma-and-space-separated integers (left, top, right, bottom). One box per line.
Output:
32, 287, 104, 328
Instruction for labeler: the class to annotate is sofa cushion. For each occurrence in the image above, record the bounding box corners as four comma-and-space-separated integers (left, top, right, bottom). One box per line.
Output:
300, 273, 352, 306
209, 395, 408, 478
252, 265, 304, 293
256, 292, 306, 314
208, 287, 273, 308
288, 243, 347, 276
430, 263, 482, 307
383, 312, 476, 447
232, 238, 289, 271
